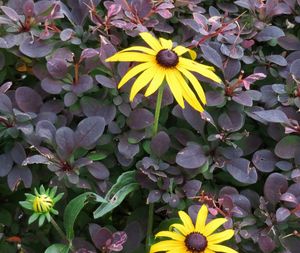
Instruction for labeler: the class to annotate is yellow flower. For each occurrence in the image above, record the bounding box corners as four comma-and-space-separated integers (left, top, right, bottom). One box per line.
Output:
150, 205, 238, 253
106, 32, 221, 112
32, 194, 54, 213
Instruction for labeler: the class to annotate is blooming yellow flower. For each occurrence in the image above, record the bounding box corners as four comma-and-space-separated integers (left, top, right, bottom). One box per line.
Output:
150, 205, 237, 253
106, 32, 221, 112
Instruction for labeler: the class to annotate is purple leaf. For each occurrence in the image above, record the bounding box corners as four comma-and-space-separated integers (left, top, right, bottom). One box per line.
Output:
47, 58, 68, 79
182, 105, 205, 132
258, 236, 276, 253
95, 75, 116, 88
89, 224, 112, 250
60, 28, 74, 41
118, 136, 139, 159
276, 207, 291, 222
107, 4, 122, 17
266, 55, 287, 66
226, 158, 257, 184
264, 173, 288, 204
182, 180, 202, 198
218, 110, 244, 132
232, 92, 253, 106
290, 59, 300, 79
252, 150, 277, 173
0, 81, 12, 93
278, 35, 300, 50
23, 0, 35, 17
127, 108, 154, 130
254, 109, 289, 123
20, 37, 54, 58
0, 154, 13, 177
22, 155, 50, 166
36, 120, 56, 142
72, 75, 93, 94
256, 26, 285, 42
176, 144, 207, 169
200, 45, 223, 69
55, 127, 75, 155
87, 162, 109, 180
41, 77, 63, 94
280, 192, 298, 203
220, 44, 244, 59
242, 73, 266, 90
1, 6, 20, 21
75, 116, 105, 148
7, 165, 32, 191
206, 91, 225, 106
15, 87, 42, 113
64, 92, 77, 107
150, 131, 171, 157
275, 136, 300, 159
148, 190, 161, 203
10, 142, 26, 165
0, 93, 12, 113
80, 48, 99, 60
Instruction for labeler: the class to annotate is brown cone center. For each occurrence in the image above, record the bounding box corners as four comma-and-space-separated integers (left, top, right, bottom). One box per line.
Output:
156, 49, 179, 67
185, 232, 207, 252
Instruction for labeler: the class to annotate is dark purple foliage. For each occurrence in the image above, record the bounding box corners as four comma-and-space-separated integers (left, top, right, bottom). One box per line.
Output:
0, 0, 300, 252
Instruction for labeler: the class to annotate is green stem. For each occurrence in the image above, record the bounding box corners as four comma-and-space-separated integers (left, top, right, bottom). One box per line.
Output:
146, 85, 165, 253
152, 85, 165, 136
50, 218, 75, 252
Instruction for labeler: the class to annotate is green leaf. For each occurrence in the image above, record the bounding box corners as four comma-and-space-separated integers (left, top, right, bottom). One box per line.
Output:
44, 244, 69, 253
87, 151, 108, 161
93, 171, 139, 219
63, 192, 106, 240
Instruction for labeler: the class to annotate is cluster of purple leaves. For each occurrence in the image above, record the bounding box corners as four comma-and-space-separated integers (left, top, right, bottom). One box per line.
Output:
0, 0, 300, 253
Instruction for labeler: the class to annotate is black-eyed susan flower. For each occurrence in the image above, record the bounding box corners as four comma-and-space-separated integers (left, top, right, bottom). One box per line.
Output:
106, 32, 222, 112
19, 185, 63, 226
150, 204, 237, 253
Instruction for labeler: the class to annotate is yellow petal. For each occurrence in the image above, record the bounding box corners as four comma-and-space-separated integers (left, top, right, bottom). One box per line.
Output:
159, 38, 173, 49
205, 249, 215, 253
144, 66, 165, 97
173, 45, 197, 60
120, 46, 156, 55
174, 70, 204, 112
167, 249, 189, 253
155, 231, 185, 241
179, 58, 222, 84
150, 240, 185, 253
207, 244, 238, 253
170, 223, 190, 236
177, 66, 206, 104
105, 52, 154, 62
118, 62, 153, 88
140, 32, 162, 51
178, 211, 194, 232
166, 70, 185, 109
129, 67, 154, 101
195, 205, 208, 233
203, 218, 227, 237
207, 230, 234, 245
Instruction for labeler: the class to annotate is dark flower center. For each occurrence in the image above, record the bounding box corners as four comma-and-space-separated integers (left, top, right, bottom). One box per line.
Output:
185, 232, 207, 252
156, 49, 179, 68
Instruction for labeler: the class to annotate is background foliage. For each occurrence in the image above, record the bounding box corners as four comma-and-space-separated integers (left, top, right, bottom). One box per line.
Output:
0, 0, 300, 252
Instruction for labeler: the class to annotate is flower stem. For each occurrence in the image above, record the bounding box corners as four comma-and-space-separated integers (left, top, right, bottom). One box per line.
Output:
146, 85, 165, 253
152, 85, 164, 136
50, 218, 75, 252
